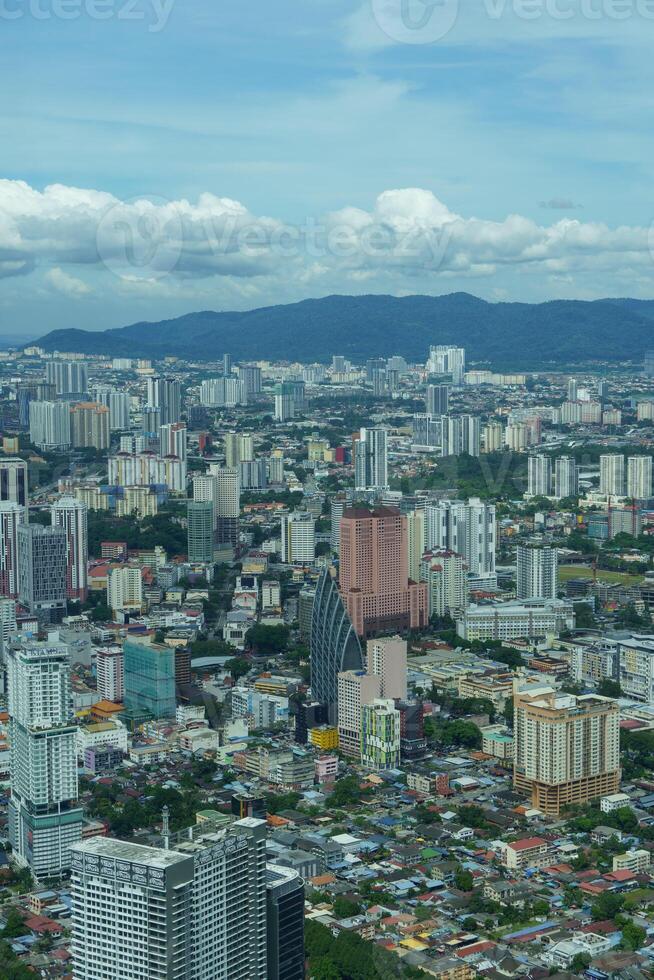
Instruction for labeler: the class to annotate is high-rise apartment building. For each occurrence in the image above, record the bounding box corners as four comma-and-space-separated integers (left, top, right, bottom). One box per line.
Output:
281, 511, 315, 565
527, 454, 552, 497
600, 454, 626, 496
123, 638, 176, 719
516, 544, 558, 601
187, 499, 215, 562
425, 498, 496, 587
483, 421, 504, 453
412, 413, 441, 450
266, 864, 305, 980
274, 382, 296, 422
238, 364, 262, 396
310, 568, 363, 721
29, 400, 72, 450
107, 566, 143, 616
426, 345, 465, 385
8, 633, 83, 877
441, 414, 481, 457
0, 457, 28, 506
51, 495, 89, 601
214, 466, 240, 549
70, 817, 268, 980
366, 635, 407, 700
420, 550, 468, 618
426, 383, 450, 416
513, 686, 620, 815
0, 501, 26, 598
627, 455, 653, 500
18, 524, 68, 624
96, 648, 124, 702
337, 669, 382, 757
567, 378, 578, 402
46, 359, 88, 397
339, 506, 428, 637
354, 427, 388, 490
70, 402, 110, 450
160, 422, 187, 462
554, 456, 578, 499
146, 377, 181, 424
406, 509, 426, 583
200, 377, 248, 407
361, 698, 401, 770
107, 390, 131, 430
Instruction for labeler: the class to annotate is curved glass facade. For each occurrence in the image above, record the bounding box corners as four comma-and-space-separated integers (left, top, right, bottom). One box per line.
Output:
310, 568, 363, 721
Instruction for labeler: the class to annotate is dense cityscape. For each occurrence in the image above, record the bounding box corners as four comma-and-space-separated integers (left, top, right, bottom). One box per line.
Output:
0, 342, 652, 978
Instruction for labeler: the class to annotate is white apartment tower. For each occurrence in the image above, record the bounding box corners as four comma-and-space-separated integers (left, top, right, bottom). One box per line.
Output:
281, 511, 315, 565
354, 427, 388, 490
600, 454, 626, 496
425, 498, 496, 587
527, 454, 552, 497
555, 456, 578, 499
70, 817, 268, 980
51, 495, 89, 602
366, 636, 407, 700
627, 455, 653, 500
8, 633, 83, 877
0, 501, 27, 599
516, 544, 558, 600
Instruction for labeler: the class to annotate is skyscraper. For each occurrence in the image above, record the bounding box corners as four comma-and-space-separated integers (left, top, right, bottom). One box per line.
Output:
600, 454, 626, 496
627, 455, 653, 500
70, 402, 111, 450
123, 638, 176, 719
337, 669, 382, 757
354, 427, 388, 490
160, 421, 187, 461
266, 864, 305, 980
51, 495, 89, 601
146, 377, 181, 424
18, 524, 68, 624
516, 544, 558, 600
513, 687, 620, 815
426, 383, 449, 416
527, 454, 552, 497
420, 550, 468, 618
0, 501, 27, 598
187, 499, 215, 562
8, 633, 83, 877
406, 509, 426, 583
274, 382, 296, 421
0, 457, 28, 506
567, 378, 578, 402
46, 359, 88, 397
361, 699, 401, 770
29, 400, 71, 450
281, 511, 315, 565
366, 635, 407, 700
96, 648, 124, 703
339, 506, 428, 637
238, 363, 262, 396
554, 456, 578, 499
310, 568, 364, 721
70, 817, 268, 980
214, 466, 240, 549
425, 498, 496, 586
426, 345, 465, 385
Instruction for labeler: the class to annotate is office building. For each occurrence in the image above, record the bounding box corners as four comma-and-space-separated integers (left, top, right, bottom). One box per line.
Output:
51, 495, 89, 601
96, 648, 124, 702
123, 638, 176, 719
354, 427, 388, 490
337, 669, 382, 757
0, 457, 28, 506
600, 454, 626, 496
426, 345, 465, 385
18, 524, 67, 624
513, 687, 620, 815
281, 511, 315, 565
366, 635, 407, 700
146, 377, 181, 424
46, 359, 88, 397
527, 454, 552, 497
425, 498, 496, 587
420, 550, 468, 618
627, 455, 653, 499
107, 566, 143, 616
426, 383, 449, 416
266, 864, 305, 980
310, 568, 364, 721
0, 501, 26, 598
555, 456, 578, 499
457, 598, 575, 642
8, 633, 83, 877
361, 698, 401, 770
187, 499, 215, 563
274, 382, 296, 422
339, 506, 428, 637
29, 400, 71, 450
70, 818, 268, 980
516, 544, 558, 601
70, 402, 111, 450
214, 466, 240, 548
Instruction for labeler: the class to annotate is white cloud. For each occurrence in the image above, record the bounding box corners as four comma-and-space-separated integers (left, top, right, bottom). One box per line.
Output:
45, 267, 92, 298
1, 179, 654, 294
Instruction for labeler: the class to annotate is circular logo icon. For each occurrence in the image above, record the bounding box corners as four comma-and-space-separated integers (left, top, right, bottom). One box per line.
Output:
96, 194, 183, 281
371, 0, 460, 44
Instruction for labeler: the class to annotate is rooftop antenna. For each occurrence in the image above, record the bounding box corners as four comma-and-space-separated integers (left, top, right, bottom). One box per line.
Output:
162, 805, 170, 849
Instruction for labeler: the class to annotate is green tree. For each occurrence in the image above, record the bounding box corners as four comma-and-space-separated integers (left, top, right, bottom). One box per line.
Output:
621, 920, 646, 951
246, 623, 290, 655
454, 866, 474, 891
598, 678, 622, 698
225, 657, 250, 681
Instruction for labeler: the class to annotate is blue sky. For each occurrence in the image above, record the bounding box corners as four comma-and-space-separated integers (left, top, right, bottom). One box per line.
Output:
2, 0, 654, 337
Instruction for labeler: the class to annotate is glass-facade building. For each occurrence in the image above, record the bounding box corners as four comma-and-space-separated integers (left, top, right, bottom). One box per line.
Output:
123, 639, 176, 719
310, 568, 363, 723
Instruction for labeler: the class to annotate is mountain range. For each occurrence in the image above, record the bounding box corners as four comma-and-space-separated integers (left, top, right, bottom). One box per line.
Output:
33, 293, 654, 367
